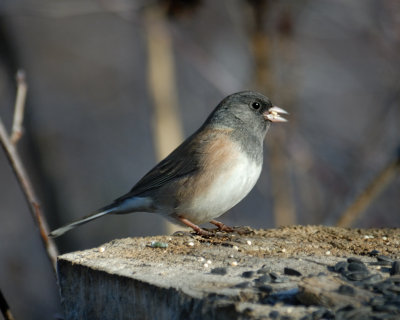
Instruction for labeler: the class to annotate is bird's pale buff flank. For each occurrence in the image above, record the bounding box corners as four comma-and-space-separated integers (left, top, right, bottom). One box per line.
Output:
49, 91, 287, 237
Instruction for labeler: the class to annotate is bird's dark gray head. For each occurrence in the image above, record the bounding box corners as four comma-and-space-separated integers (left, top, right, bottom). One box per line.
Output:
205, 91, 277, 141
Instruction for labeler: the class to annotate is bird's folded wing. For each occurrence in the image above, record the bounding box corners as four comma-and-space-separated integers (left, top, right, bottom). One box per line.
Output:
116, 132, 202, 200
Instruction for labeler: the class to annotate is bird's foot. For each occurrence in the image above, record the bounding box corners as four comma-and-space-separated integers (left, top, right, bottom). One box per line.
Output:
209, 220, 234, 233
177, 216, 214, 237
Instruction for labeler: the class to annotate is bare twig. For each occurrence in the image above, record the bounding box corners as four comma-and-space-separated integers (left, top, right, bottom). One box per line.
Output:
10, 70, 27, 145
337, 149, 400, 227
0, 74, 58, 273
0, 288, 15, 320
144, 5, 183, 234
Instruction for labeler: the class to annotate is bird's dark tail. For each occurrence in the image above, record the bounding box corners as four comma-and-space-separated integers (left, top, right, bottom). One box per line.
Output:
48, 204, 116, 238
49, 196, 152, 238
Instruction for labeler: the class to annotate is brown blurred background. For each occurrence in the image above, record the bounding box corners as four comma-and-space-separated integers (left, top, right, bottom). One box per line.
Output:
0, 0, 399, 318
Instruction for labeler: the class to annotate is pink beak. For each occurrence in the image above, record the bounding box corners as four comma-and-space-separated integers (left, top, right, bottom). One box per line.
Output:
263, 106, 288, 122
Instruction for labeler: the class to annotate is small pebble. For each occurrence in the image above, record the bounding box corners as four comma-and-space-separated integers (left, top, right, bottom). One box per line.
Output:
338, 284, 355, 296
390, 261, 400, 276
258, 284, 273, 293
362, 273, 383, 285
269, 310, 279, 319
198, 257, 205, 262
368, 249, 380, 257
206, 260, 212, 265
148, 241, 168, 249
325, 250, 331, 255
98, 247, 105, 253
284, 267, 302, 277
234, 281, 251, 288
242, 271, 255, 278
377, 255, 394, 264
230, 261, 238, 267
344, 271, 370, 281
347, 257, 363, 264
269, 272, 279, 280
233, 245, 239, 251
210, 267, 227, 275
334, 261, 348, 273
187, 241, 195, 247
347, 262, 368, 272
257, 266, 271, 274
203, 263, 209, 268
269, 272, 289, 283
382, 236, 388, 241
254, 274, 271, 284
246, 240, 252, 245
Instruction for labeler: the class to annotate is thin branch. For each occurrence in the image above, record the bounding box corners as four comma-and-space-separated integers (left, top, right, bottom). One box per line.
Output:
0, 287, 15, 320
0, 74, 58, 273
337, 149, 400, 227
10, 70, 27, 145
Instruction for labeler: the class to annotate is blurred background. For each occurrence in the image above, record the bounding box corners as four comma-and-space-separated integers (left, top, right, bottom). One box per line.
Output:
0, 0, 399, 318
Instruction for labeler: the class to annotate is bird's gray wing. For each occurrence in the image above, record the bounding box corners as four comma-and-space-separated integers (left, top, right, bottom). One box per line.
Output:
116, 131, 204, 201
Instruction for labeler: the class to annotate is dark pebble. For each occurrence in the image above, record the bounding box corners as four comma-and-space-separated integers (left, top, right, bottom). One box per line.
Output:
234, 281, 251, 288
338, 284, 355, 296
370, 296, 386, 306
269, 272, 278, 280
258, 284, 273, 293
389, 286, 400, 293
220, 242, 233, 247
347, 262, 368, 272
284, 267, 302, 277
321, 309, 335, 319
344, 271, 370, 281
347, 257, 363, 264
257, 266, 271, 274
338, 307, 372, 320
336, 304, 355, 312
269, 310, 279, 319
374, 279, 394, 295
370, 260, 393, 266
210, 267, 227, 275
254, 274, 271, 284
369, 249, 380, 257
334, 261, 348, 273
312, 308, 334, 320
373, 304, 400, 313
362, 273, 383, 285
270, 274, 289, 283
390, 261, 400, 276
377, 255, 394, 263
241, 271, 255, 278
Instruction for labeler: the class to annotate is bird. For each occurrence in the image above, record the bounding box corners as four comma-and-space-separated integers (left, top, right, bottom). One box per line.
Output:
49, 91, 287, 238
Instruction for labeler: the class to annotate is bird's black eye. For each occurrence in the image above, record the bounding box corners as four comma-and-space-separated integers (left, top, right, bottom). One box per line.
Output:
251, 102, 261, 110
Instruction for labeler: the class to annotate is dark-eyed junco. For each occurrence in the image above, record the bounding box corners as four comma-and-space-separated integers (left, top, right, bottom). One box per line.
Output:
49, 91, 287, 237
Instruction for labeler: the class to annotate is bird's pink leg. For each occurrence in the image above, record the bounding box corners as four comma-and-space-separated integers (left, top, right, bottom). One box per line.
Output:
209, 220, 234, 232
177, 216, 213, 236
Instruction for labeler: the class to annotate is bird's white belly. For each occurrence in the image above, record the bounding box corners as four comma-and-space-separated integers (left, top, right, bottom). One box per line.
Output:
181, 153, 262, 224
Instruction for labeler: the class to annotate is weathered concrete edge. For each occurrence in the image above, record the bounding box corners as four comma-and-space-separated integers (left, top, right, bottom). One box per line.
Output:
57, 257, 240, 320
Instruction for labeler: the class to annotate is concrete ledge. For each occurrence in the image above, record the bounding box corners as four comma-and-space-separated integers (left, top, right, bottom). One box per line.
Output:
57, 226, 400, 320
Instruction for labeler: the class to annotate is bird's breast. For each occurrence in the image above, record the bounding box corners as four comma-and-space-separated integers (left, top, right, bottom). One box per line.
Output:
175, 134, 262, 224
